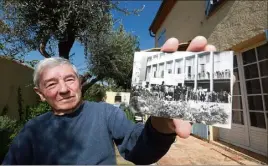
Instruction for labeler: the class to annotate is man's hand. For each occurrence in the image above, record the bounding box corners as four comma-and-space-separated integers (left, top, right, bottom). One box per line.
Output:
151, 36, 217, 138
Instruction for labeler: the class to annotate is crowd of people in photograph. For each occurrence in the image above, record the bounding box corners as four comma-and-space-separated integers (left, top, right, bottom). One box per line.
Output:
135, 81, 231, 103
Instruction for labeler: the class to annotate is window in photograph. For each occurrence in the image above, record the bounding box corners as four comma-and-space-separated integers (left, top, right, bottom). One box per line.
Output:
161, 70, 164, 78
177, 68, 181, 74
159, 64, 164, 78
166, 62, 173, 74
145, 66, 151, 81
206, 54, 210, 63
188, 66, 191, 78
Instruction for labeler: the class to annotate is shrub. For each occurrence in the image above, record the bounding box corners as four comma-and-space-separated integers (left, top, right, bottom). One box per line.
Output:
0, 102, 51, 163
24, 102, 51, 123
83, 84, 107, 102
120, 103, 136, 123
0, 116, 17, 162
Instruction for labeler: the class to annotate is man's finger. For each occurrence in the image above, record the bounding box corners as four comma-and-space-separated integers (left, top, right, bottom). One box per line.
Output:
204, 44, 217, 51
161, 37, 179, 52
186, 36, 207, 52
173, 119, 191, 139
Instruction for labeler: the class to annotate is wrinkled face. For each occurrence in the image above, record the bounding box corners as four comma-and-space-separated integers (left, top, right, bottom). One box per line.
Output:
34, 64, 82, 113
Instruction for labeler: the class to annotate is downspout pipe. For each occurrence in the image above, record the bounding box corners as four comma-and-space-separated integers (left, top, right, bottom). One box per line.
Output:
149, 30, 155, 38
265, 29, 268, 42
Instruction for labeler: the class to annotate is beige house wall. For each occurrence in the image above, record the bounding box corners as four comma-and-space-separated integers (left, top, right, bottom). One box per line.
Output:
105, 91, 131, 105
155, 0, 267, 141
155, 1, 268, 51
0, 58, 39, 120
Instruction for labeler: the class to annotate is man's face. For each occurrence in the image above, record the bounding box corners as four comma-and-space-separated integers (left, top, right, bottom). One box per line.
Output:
35, 64, 82, 112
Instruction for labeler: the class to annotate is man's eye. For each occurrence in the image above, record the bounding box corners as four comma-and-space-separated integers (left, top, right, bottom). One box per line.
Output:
66, 78, 74, 82
47, 83, 56, 87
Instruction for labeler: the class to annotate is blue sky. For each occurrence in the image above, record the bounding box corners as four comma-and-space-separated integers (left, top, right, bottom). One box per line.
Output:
24, 1, 161, 74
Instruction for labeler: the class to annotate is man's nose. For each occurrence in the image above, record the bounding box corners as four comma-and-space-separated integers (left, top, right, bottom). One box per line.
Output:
58, 81, 69, 94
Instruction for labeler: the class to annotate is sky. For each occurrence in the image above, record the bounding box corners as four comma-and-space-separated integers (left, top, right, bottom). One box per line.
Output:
24, 1, 161, 74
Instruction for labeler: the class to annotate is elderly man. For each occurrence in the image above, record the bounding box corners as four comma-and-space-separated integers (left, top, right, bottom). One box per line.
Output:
3, 36, 216, 165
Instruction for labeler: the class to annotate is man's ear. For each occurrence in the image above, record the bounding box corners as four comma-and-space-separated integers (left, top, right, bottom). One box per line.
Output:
34, 87, 46, 102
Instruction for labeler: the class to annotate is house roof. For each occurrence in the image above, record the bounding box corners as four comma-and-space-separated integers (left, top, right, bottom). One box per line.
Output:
0, 56, 34, 71
149, 0, 177, 36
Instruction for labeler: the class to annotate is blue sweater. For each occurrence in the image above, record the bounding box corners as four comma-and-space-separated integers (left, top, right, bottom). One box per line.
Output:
2, 101, 176, 165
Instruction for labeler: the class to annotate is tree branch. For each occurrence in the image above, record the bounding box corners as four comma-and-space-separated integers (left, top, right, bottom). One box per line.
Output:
80, 72, 92, 85
39, 38, 51, 58
82, 75, 104, 95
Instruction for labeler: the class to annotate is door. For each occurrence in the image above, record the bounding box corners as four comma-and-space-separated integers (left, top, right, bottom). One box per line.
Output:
219, 42, 268, 156
219, 52, 250, 147
240, 42, 268, 156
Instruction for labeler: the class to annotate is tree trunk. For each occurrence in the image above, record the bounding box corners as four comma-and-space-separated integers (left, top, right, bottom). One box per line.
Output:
82, 76, 104, 95
58, 33, 75, 59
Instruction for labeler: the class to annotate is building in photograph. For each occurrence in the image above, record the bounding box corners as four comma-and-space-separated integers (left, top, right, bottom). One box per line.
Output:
148, 0, 268, 157
142, 51, 232, 93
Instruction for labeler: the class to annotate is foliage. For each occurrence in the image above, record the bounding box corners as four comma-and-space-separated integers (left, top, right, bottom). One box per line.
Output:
0, 116, 17, 162
0, 0, 142, 92
119, 103, 135, 123
0, 116, 17, 132
83, 84, 107, 102
130, 88, 229, 125
17, 87, 23, 120
105, 78, 132, 92
23, 102, 51, 123
0, 0, 112, 57
83, 24, 139, 93
8, 102, 51, 142
0, 101, 51, 163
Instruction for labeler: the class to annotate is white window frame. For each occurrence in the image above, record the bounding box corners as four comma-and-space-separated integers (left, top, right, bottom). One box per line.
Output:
238, 41, 268, 132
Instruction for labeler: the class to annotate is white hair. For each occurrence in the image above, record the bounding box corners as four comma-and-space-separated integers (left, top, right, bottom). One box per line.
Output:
33, 57, 79, 88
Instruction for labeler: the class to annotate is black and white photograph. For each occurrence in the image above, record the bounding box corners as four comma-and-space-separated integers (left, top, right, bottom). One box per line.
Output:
129, 51, 234, 129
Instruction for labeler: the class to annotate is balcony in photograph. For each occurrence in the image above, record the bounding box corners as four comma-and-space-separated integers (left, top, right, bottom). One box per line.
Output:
213, 69, 231, 80
213, 52, 232, 80
185, 55, 196, 80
